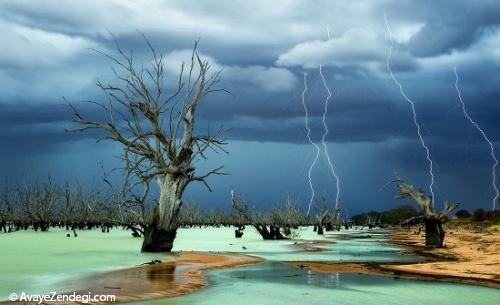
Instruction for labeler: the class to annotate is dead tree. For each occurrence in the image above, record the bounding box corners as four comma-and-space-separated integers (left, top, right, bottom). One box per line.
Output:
74, 186, 100, 230
102, 172, 148, 236
100, 168, 161, 237
19, 179, 59, 231
0, 183, 13, 233
315, 208, 329, 235
269, 196, 304, 236
60, 180, 83, 230
314, 196, 332, 234
332, 208, 342, 231
385, 178, 458, 248
179, 202, 201, 227
365, 215, 374, 229
68, 37, 228, 252
342, 208, 351, 230
230, 190, 287, 240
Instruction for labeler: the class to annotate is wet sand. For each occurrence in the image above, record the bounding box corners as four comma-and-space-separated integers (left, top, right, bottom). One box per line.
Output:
291, 240, 332, 252
3, 251, 262, 304
291, 262, 383, 274
291, 228, 500, 289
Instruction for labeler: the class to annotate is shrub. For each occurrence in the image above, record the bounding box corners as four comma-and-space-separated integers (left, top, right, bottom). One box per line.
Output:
455, 209, 471, 219
472, 208, 486, 222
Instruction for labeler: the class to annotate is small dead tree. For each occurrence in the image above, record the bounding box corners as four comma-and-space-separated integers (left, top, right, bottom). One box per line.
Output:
365, 215, 375, 229
270, 196, 304, 236
60, 180, 81, 230
314, 196, 332, 234
332, 208, 342, 231
68, 38, 228, 252
19, 179, 59, 232
102, 172, 150, 237
385, 178, 458, 248
341, 208, 351, 230
0, 183, 14, 233
230, 190, 287, 240
179, 202, 201, 227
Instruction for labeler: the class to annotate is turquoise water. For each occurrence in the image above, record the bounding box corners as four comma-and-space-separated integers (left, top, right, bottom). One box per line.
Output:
133, 263, 500, 305
0, 229, 164, 298
173, 226, 419, 262
0, 227, 498, 304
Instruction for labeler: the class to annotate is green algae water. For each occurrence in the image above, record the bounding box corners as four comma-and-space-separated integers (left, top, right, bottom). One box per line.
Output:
0, 227, 498, 304
0, 229, 164, 298
173, 226, 420, 262
132, 263, 500, 305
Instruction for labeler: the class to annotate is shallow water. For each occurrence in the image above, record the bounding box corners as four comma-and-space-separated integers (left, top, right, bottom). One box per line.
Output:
133, 263, 500, 305
0, 229, 163, 297
173, 226, 419, 262
0, 227, 498, 304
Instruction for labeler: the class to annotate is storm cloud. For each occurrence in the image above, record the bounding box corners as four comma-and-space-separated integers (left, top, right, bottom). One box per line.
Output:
0, 0, 499, 213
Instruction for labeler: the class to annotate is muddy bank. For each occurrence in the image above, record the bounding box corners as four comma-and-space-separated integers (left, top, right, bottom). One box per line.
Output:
3, 252, 262, 304
291, 228, 500, 289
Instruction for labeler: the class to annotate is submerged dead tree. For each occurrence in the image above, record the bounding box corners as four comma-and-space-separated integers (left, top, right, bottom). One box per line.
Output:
230, 190, 287, 240
0, 183, 14, 233
386, 178, 458, 248
68, 38, 228, 252
18, 179, 59, 232
313, 196, 334, 234
315, 208, 329, 235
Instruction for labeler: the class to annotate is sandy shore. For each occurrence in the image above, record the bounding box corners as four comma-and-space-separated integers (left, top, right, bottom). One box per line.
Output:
291, 228, 500, 289
382, 227, 500, 288
3, 251, 262, 304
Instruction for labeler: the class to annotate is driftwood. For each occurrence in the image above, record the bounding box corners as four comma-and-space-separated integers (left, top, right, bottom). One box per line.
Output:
139, 259, 162, 266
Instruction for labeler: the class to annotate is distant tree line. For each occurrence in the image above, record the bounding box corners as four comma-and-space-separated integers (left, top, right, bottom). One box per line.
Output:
350, 206, 500, 228
0, 179, 118, 234
454, 208, 500, 222
0, 179, 314, 238
351, 205, 419, 226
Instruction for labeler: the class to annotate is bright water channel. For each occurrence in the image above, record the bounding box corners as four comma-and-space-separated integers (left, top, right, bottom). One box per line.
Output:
0, 227, 498, 304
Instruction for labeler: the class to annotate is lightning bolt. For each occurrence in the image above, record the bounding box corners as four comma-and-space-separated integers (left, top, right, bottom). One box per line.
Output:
302, 72, 321, 215
319, 65, 341, 210
384, 14, 436, 204
454, 67, 499, 211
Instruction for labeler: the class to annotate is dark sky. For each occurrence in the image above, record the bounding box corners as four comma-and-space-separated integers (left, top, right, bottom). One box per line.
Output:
1, 0, 499, 214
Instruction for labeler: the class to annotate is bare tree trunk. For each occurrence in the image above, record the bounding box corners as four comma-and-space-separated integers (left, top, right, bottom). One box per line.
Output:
316, 208, 328, 235
254, 224, 286, 240
141, 175, 187, 252
424, 218, 445, 248
142, 226, 177, 252
317, 225, 324, 235
40, 223, 49, 232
